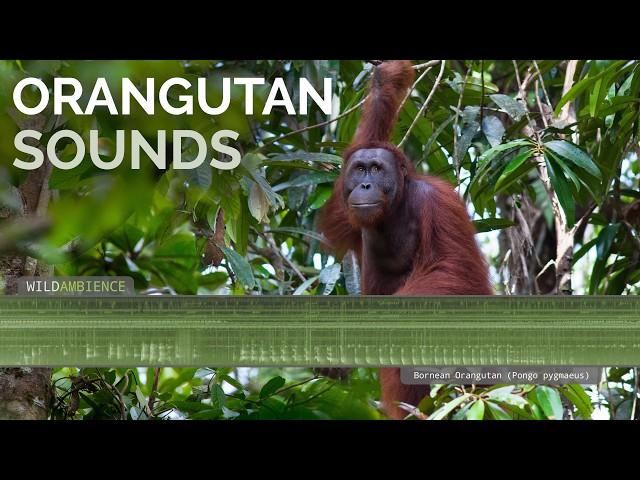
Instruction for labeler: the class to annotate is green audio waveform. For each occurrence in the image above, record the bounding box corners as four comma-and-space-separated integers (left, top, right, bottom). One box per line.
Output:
1, 295, 639, 367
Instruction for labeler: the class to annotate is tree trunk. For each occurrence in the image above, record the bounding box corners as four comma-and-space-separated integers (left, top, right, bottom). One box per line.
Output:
0, 113, 53, 420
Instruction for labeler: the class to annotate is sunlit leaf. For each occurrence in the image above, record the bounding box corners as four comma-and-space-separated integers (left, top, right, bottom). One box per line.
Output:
533, 386, 564, 420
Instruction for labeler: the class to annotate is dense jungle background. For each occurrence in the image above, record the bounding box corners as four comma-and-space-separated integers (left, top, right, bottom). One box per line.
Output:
1, 59, 639, 420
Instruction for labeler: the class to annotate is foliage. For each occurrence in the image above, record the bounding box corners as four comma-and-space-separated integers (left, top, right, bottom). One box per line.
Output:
1, 59, 639, 420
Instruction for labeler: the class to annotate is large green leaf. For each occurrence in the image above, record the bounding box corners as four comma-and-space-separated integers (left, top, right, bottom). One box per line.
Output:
428, 393, 471, 420
533, 386, 564, 420
260, 376, 286, 399
475, 139, 532, 170
572, 238, 597, 265
560, 385, 594, 419
544, 154, 575, 227
465, 400, 485, 420
544, 140, 601, 179
596, 223, 620, 260
473, 218, 516, 232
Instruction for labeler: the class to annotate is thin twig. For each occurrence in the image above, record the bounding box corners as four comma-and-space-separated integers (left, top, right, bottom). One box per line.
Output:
255, 61, 439, 151
396, 65, 435, 116
513, 61, 537, 103
512, 60, 522, 89
532, 60, 553, 112
534, 79, 549, 128
398, 60, 447, 148
255, 231, 306, 282
97, 371, 127, 420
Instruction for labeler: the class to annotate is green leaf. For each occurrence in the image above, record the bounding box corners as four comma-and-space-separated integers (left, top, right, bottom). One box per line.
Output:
260, 376, 286, 399
272, 171, 339, 192
185, 161, 212, 192
424, 114, 455, 163
220, 190, 241, 243
530, 403, 545, 420
546, 150, 583, 193
428, 393, 471, 420
489, 94, 526, 121
476, 139, 532, 170
198, 272, 228, 291
596, 223, 620, 260
49, 160, 96, 190
533, 386, 564, 420
171, 400, 215, 413
292, 275, 319, 295
465, 400, 485, 420
589, 77, 603, 118
486, 385, 515, 401
544, 154, 575, 227
494, 149, 534, 193
473, 218, 516, 233
544, 140, 601, 179
572, 238, 597, 265
451, 401, 474, 420
154, 232, 198, 267
308, 185, 333, 210
210, 384, 227, 410
234, 199, 250, 257
189, 409, 223, 420
553, 60, 628, 116
589, 257, 607, 295
220, 246, 256, 289
241, 153, 284, 209
268, 152, 342, 165
482, 115, 505, 148
485, 401, 511, 420
560, 385, 593, 419
456, 121, 479, 162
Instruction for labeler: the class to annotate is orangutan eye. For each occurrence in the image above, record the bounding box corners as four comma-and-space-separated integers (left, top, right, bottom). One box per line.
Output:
371, 165, 379, 173
357, 166, 365, 172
